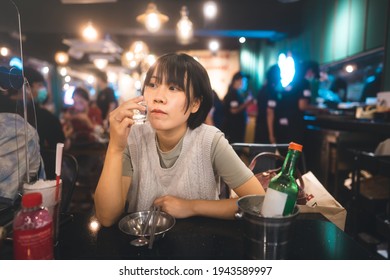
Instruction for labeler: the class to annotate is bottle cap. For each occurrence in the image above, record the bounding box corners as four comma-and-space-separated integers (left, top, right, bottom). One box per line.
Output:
22, 192, 42, 208
289, 142, 303, 152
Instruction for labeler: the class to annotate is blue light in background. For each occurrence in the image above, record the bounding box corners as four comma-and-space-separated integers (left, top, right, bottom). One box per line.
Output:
64, 85, 75, 106
278, 53, 295, 87
9, 57, 23, 69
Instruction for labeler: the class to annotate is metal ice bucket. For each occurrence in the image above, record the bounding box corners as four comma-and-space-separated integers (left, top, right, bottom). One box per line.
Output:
235, 195, 299, 259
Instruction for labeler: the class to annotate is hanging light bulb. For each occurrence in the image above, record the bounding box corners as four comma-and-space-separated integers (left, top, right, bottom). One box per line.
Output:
203, 1, 218, 20
54, 51, 69, 65
0, 47, 10, 57
82, 21, 98, 41
209, 40, 220, 52
93, 58, 109, 69
136, 3, 169, 33
176, 6, 193, 44
121, 41, 149, 69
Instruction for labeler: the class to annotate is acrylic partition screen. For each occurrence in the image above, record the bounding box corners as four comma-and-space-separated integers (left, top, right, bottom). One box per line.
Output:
0, 0, 24, 92
0, 0, 30, 181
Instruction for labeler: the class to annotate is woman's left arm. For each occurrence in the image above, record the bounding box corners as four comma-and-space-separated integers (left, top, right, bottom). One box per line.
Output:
154, 176, 263, 219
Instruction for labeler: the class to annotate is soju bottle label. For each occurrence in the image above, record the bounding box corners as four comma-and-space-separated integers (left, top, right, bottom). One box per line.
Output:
261, 188, 288, 217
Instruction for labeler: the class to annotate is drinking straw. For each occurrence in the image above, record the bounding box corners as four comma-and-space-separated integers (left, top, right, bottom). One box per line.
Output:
55, 143, 64, 201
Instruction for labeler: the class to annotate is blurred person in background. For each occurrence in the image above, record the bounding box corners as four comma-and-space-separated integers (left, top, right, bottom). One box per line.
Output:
330, 77, 348, 103
255, 64, 283, 144
95, 70, 118, 129
304, 61, 320, 105
222, 72, 254, 144
63, 87, 103, 147
270, 61, 312, 144
23, 67, 65, 150
205, 90, 224, 130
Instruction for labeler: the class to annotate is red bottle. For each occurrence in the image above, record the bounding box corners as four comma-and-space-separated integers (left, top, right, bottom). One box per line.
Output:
13, 192, 53, 260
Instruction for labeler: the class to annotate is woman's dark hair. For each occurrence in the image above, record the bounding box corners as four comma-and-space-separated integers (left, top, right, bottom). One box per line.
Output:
72, 87, 90, 102
142, 53, 213, 129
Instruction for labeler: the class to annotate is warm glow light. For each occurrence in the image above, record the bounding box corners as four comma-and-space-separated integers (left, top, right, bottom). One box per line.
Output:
128, 41, 149, 63
130, 60, 138, 68
55, 51, 69, 65
204, 1, 218, 19
87, 75, 95, 84
93, 58, 108, 69
177, 6, 193, 44
135, 80, 142, 90
82, 21, 98, 41
209, 40, 220, 52
146, 13, 161, 33
107, 72, 118, 83
89, 219, 100, 232
239, 37, 246, 43
345, 64, 354, 73
64, 75, 71, 83
125, 51, 134, 61
41, 66, 50, 74
122, 41, 150, 70
136, 3, 169, 33
0, 47, 10, 56
145, 54, 156, 67
132, 41, 147, 54
59, 67, 67, 76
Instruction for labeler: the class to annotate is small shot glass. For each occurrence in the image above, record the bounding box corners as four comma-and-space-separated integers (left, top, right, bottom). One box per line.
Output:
133, 101, 147, 125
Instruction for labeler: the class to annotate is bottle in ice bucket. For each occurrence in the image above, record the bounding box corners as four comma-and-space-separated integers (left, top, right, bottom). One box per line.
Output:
261, 142, 303, 217
13, 192, 54, 259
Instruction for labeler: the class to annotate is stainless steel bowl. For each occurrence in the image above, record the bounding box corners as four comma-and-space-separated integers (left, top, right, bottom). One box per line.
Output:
118, 210, 175, 238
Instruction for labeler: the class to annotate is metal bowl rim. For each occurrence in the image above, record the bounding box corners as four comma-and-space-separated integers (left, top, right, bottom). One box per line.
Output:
118, 210, 176, 236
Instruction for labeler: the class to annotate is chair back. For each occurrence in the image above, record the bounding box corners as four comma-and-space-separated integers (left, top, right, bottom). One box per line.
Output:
231, 143, 307, 174
40, 149, 79, 213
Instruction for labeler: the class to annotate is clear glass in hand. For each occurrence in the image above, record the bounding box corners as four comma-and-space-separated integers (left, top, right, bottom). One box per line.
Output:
133, 101, 147, 125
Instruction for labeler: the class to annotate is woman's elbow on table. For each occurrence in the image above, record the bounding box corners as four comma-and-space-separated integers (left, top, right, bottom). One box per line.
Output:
94, 197, 125, 227
234, 176, 265, 197
95, 211, 119, 227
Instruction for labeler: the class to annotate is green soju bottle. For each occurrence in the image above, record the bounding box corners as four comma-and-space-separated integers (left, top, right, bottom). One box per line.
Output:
261, 142, 303, 217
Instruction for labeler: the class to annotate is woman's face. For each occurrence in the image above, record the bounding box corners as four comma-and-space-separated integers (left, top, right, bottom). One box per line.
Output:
233, 78, 243, 90
143, 71, 199, 133
73, 95, 88, 112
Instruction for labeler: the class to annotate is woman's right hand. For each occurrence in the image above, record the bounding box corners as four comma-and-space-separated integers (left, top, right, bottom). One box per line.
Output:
108, 95, 145, 152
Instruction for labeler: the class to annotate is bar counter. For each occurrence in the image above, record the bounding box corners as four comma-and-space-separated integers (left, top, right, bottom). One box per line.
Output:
305, 113, 390, 137
1, 211, 384, 260
303, 111, 390, 197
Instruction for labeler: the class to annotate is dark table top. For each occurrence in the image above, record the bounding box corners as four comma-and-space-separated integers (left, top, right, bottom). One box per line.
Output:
3, 211, 382, 260
1, 210, 384, 260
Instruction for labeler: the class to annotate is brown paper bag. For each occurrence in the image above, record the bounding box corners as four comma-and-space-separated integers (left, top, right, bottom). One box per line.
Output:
297, 171, 347, 231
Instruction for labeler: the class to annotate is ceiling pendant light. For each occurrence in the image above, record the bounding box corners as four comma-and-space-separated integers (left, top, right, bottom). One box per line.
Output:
82, 21, 98, 41
136, 3, 169, 33
93, 58, 108, 69
54, 51, 69, 65
176, 6, 193, 45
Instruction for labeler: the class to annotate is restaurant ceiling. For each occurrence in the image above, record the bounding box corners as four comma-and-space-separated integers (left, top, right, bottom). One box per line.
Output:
0, 0, 304, 66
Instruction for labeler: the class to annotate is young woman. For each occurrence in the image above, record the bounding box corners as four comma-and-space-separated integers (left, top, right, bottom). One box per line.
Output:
94, 53, 264, 227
